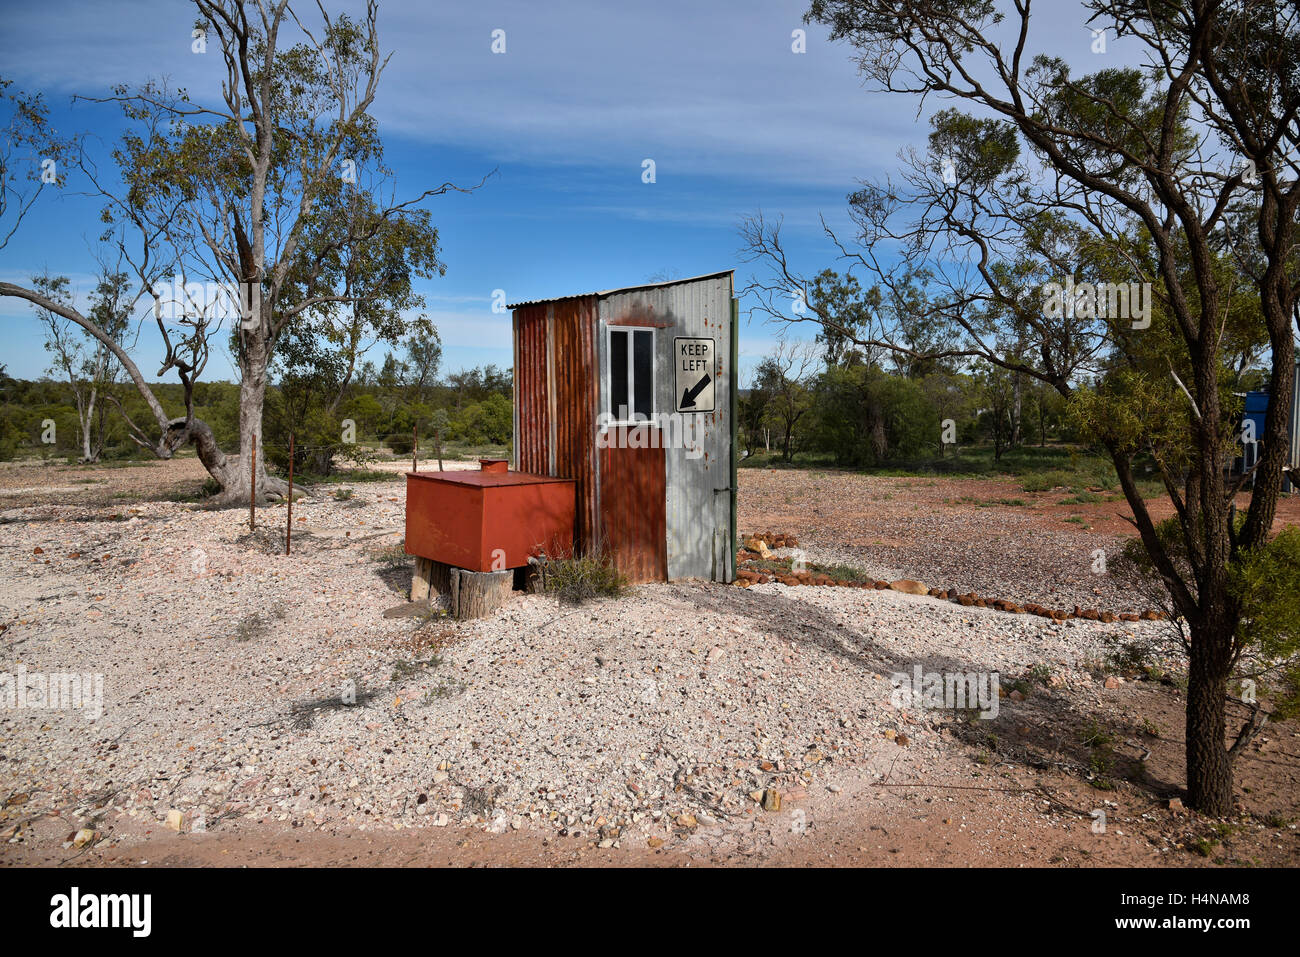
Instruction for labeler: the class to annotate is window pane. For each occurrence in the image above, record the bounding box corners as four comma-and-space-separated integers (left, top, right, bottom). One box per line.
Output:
633, 330, 653, 418
610, 330, 629, 418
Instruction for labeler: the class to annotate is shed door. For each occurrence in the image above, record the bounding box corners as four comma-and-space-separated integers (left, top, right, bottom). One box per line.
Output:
599, 426, 667, 583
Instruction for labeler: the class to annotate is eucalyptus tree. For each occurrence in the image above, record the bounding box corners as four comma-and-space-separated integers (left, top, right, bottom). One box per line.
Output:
742, 0, 1299, 813
0, 1, 481, 502
32, 268, 131, 463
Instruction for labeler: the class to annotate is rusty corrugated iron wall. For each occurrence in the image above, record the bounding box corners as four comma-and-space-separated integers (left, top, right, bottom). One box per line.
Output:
599, 425, 667, 582
512, 298, 600, 553
514, 303, 549, 477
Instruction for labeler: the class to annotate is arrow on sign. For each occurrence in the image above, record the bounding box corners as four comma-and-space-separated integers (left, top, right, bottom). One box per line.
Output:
680, 372, 711, 409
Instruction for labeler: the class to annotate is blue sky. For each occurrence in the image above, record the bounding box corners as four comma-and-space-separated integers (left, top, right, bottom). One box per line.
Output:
0, 0, 1118, 385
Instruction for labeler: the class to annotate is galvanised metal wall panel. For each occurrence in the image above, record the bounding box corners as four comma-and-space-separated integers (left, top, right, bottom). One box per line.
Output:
597, 273, 734, 581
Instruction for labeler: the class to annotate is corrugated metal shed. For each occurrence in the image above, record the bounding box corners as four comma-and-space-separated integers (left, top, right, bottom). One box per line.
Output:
512, 297, 600, 550
511, 271, 736, 583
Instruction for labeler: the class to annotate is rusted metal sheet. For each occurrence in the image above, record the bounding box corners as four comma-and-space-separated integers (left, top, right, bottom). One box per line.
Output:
512, 297, 600, 552
514, 303, 550, 478
599, 426, 667, 582
405, 469, 575, 572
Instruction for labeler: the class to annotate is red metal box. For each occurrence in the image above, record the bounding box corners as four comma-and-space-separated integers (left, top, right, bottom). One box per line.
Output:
405, 469, 576, 572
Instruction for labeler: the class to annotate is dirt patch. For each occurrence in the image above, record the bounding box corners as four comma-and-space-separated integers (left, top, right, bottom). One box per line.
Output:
739, 469, 1300, 610
1, 460, 1296, 867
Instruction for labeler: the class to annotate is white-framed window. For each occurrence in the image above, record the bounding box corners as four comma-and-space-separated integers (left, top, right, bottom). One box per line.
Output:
607, 326, 655, 421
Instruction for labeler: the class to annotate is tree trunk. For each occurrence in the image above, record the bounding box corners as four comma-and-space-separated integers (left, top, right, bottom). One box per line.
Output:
1011, 372, 1022, 447
1186, 625, 1235, 815
80, 386, 97, 463
215, 345, 287, 505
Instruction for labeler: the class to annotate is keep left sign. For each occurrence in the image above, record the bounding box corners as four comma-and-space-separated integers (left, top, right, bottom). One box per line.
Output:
675, 337, 715, 412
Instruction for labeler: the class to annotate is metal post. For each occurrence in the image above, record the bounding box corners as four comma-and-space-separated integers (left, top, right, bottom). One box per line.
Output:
285, 432, 295, 556
249, 434, 257, 532
412, 424, 418, 473
729, 295, 739, 583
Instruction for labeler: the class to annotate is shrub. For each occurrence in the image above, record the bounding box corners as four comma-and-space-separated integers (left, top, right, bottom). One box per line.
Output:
542, 553, 628, 604
386, 432, 414, 455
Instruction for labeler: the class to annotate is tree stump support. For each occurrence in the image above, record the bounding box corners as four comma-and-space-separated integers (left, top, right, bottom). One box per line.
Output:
412, 557, 455, 602
411, 557, 434, 602
412, 559, 511, 619
449, 567, 513, 620
520, 556, 549, 594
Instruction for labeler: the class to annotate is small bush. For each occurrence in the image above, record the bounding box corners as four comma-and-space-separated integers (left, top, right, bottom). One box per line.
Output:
333, 488, 355, 501
1081, 720, 1116, 789
371, 540, 410, 569
542, 553, 629, 604
1020, 470, 1077, 492
234, 612, 269, 642
391, 655, 441, 682
1060, 490, 1102, 505
816, 562, 872, 584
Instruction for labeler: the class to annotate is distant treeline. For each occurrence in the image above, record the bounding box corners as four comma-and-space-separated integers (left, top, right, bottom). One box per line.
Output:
739, 344, 1080, 465
0, 363, 514, 471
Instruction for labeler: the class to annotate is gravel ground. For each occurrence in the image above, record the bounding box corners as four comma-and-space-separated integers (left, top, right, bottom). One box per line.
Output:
0, 467, 1184, 859
739, 469, 1232, 612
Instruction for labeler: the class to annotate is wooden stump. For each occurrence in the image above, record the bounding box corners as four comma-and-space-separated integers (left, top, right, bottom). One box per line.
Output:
411, 557, 455, 602
449, 567, 513, 620
519, 556, 549, 594
429, 559, 453, 596
411, 557, 433, 602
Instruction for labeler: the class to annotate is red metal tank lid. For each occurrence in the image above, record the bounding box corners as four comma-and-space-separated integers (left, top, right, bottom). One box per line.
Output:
407, 469, 573, 488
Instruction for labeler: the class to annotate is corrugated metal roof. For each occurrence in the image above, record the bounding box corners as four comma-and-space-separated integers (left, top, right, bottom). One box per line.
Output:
507, 269, 734, 309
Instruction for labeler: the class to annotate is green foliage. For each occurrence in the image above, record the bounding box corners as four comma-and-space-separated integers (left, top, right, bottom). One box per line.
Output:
1229, 527, 1300, 718
450, 392, 512, 446
543, 554, 629, 605
386, 430, 415, 455
1119, 518, 1300, 717
740, 331, 1073, 467
807, 364, 937, 466
1080, 720, 1116, 789
0, 358, 517, 470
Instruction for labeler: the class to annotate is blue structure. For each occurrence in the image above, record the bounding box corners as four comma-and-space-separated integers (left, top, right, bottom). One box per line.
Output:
1236, 365, 1300, 493
1240, 391, 1269, 475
